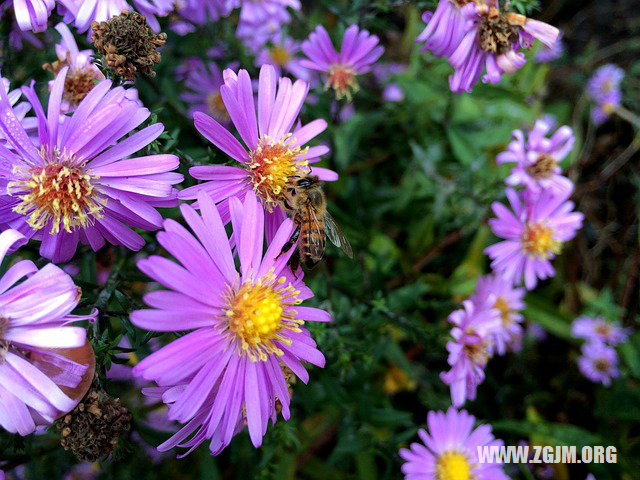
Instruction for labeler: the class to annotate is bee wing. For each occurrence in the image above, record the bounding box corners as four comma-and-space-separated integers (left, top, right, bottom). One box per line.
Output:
306, 203, 326, 261
324, 211, 353, 258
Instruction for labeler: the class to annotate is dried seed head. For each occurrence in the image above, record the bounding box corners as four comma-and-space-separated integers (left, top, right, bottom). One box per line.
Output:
43, 59, 101, 107
478, 10, 520, 55
91, 10, 166, 81
57, 389, 131, 462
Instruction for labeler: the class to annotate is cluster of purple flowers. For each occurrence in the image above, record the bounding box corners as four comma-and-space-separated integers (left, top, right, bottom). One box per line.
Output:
1, 2, 617, 478
0, 0, 391, 460
572, 316, 629, 386
586, 64, 624, 124
417, 0, 560, 93
130, 62, 340, 455
440, 117, 584, 407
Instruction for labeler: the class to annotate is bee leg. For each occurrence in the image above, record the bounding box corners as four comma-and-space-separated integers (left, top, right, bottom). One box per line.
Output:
278, 224, 301, 257
282, 199, 293, 212
303, 256, 319, 269
289, 249, 301, 276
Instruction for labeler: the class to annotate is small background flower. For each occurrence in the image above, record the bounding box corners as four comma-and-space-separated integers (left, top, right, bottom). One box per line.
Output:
301, 24, 384, 99
399, 407, 509, 480
578, 341, 619, 387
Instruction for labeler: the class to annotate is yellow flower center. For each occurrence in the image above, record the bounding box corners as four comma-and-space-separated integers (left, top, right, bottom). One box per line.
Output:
383, 365, 416, 394
269, 45, 290, 67
247, 135, 309, 212
602, 102, 615, 115
224, 272, 303, 362
207, 90, 229, 123
494, 296, 512, 327
594, 358, 611, 372
522, 223, 561, 259
8, 148, 105, 234
325, 65, 359, 100
595, 323, 612, 337
436, 451, 472, 480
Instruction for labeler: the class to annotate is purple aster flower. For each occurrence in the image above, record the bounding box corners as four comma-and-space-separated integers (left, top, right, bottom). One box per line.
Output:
301, 24, 384, 100
235, 0, 298, 50
571, 316, 630, 346
496, 118, 575, 194
174, 0, 235, 33
440, 298, 501, 407
11, 0, 55, 32
383, 84, 404, 102
131, 190, 329, 455
416, 0, 471, 58
587, 64, 624, 101
527, 322, 547, 341
45, 23, 105, 113
534, 35, 564, 63
62, 463, 99, 480
132, 0, 174, 31
399, 407, 509, 480
372, 63, 406, 102
255, 37, 310, 81
178, 64, 336, 238
0, 1, 44, 50
238, 0, 297, 31
0, 229, 94, 435
485, 187, 583, 290
577, 341, 619, 387
177, 57, 230, 123
448, 1, 559, 93
590, 90, 620, 125
372, 62, 405, 82
470, 274, 525, 355
0, 69, 183, 263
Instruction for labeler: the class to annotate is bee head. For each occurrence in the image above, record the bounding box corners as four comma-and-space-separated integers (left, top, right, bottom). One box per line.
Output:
296, 175, 320, 188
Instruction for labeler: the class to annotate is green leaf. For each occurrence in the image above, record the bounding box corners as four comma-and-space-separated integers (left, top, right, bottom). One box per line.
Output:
524, 295, 574, 340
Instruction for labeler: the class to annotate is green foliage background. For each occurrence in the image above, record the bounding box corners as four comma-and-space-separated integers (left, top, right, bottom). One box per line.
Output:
1, 0, 639, 479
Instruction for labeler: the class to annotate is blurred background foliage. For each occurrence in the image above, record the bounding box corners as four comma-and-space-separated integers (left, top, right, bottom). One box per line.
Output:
1, 0, 639, 479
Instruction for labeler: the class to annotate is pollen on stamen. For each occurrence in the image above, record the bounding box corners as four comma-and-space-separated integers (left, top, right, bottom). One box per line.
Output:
436, 450, 473, 480
7, 147, 105, 234
494, 296, 513, 327
325, 64, 359, 100
222, 272, 304, 362
247, 134, 310, 212
522, 223, 561, 259
269, 46, 291, 67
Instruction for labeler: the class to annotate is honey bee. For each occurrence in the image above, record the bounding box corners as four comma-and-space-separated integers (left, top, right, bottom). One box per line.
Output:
279, 175, 353, 270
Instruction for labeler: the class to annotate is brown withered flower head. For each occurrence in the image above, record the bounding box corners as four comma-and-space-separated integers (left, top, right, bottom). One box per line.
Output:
91, 10, 166, 82
43, 59, 102, 109
58, 389, 131, 462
